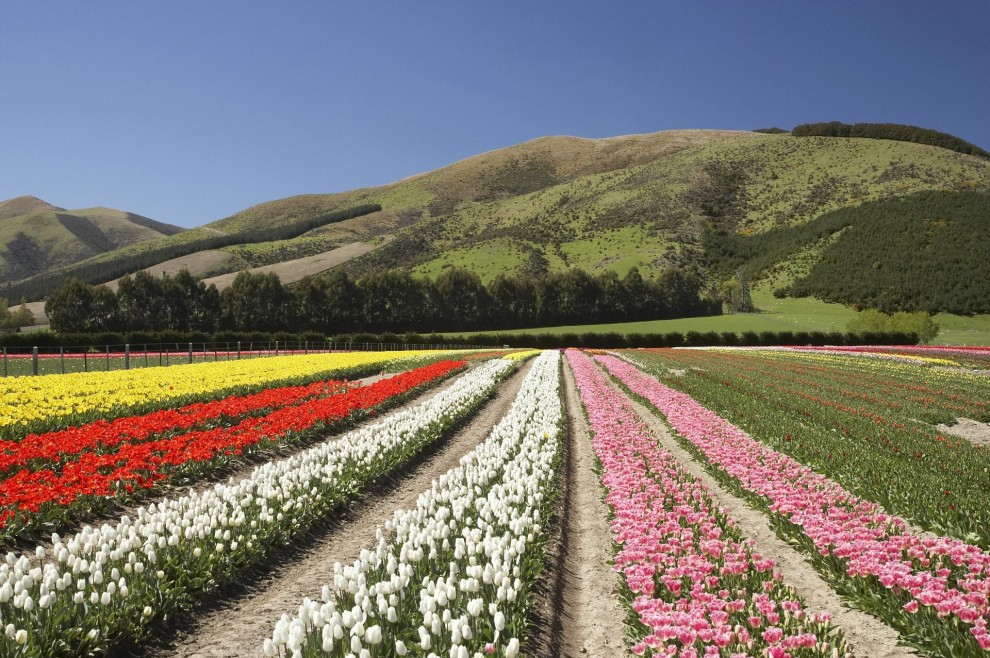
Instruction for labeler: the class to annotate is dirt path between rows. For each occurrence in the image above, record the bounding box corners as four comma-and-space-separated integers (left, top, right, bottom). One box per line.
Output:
543, 359, 629, 657
608, 379, 916, 658
140, 359, 533, 658
937, 417, 990, 447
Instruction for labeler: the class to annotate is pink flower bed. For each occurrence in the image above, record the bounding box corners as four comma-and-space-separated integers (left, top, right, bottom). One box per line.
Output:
566, 350, 845, 657
600, 354, 990, 653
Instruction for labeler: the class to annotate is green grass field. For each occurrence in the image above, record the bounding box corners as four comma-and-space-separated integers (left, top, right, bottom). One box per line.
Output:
445, 288, 990, 345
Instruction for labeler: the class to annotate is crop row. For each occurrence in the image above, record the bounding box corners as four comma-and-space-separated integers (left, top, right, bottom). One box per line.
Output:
0, 360, 467, 542
0, 350, 461, 439
266, 350, 563, 658
602, 354, 990, 655
632, 348, 990, 547
566, 350, 848, 657
0, 357, 514, 656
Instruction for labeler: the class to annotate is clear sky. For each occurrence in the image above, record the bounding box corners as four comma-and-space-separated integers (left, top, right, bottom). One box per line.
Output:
2, 1, 988, 228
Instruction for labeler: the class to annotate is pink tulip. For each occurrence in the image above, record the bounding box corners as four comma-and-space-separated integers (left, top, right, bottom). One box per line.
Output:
565, 350, 845, 656
598, 353, 990, 649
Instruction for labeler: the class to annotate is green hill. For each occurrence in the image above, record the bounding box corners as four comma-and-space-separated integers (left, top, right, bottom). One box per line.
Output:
0, 196, 184, 282
7, 128, 990, 321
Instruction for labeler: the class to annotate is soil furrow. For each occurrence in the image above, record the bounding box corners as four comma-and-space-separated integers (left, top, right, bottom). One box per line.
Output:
139, 358, 533, 658
608, 375, 916, 658
530, 359, 629, 658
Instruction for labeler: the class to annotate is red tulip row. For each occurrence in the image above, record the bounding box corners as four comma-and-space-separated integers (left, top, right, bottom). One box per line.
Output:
0, 379, 349, 476
0, 360, 465, 539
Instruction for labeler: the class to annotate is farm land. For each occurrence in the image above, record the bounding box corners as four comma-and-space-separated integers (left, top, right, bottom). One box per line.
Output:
0, 346, 988, 656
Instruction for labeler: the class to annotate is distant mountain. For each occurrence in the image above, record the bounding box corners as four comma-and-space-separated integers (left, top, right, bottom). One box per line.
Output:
0, 196, 184, 283
6, 125, 990, 315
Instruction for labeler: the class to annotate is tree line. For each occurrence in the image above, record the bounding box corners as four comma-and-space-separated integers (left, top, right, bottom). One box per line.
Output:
0, 327, 919, 351
44, 265, 719, 335
4, 204, 382, 302
0, 299, 34, 333
791, 122, 990, 159
846, 309, 939, 344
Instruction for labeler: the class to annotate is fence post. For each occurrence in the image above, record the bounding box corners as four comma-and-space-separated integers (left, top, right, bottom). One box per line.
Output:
275, 340, 279, 357
188, 343, 193, 364
124, 344, 130, 370
105, 345, 110, 371
2, 348, 6, 377
237, 341, 241, 359
60, 347, 65, 374
33, 347, 39, 376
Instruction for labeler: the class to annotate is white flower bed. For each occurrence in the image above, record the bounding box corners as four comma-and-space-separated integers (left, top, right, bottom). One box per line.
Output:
0, 358, 514, 657
267, 350, 563, 658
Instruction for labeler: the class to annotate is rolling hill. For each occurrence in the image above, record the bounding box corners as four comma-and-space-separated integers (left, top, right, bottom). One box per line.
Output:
0, 196, 184, 283
6, 127, 990, 321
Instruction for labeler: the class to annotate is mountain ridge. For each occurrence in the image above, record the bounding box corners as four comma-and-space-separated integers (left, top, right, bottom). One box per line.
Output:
5, 127, 990, 318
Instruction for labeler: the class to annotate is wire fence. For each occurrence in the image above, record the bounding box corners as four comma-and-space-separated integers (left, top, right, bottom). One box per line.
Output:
0, 341, 488, 377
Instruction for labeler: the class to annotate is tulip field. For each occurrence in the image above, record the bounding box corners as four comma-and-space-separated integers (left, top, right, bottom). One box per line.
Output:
0, 346, 988, 656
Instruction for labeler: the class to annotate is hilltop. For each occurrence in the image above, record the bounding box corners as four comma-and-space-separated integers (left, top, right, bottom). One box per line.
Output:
0, 196, 184, 283
6, 127, 990, 318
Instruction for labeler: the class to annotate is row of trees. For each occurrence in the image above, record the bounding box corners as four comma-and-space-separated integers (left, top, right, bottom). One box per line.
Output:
0, 299, 34, 332
45, 265, 719, 335
791, 122, 990, 159
846, 309, 939, 344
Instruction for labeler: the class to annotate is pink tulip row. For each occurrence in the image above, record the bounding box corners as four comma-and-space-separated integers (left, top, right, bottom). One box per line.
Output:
599, 353, 990, 653
566, 350, 846, 657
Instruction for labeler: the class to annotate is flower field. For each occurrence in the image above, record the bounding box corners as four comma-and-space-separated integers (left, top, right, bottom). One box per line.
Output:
0, 345, 987, 657
266, 350, 563, 657
0, 350, 447, 438
567, 350, 847, 657
0, 359, 467, 541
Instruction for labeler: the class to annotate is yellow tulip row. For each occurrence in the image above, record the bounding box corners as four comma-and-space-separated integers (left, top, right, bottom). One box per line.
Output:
503, 349, 543, 362
0, 351, 442, 437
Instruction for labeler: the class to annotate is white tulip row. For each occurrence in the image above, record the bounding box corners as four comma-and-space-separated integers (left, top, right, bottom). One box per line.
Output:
266, 350, 563, 658
0, 358, 515, 658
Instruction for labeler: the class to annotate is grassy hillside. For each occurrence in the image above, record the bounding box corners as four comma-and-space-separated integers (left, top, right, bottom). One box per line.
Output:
350, 133, 990, 283
0, 196, 183, 282
7, 129, 990, 328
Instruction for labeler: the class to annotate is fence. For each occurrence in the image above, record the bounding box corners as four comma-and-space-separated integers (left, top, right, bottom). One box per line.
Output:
0, 341, 486, 377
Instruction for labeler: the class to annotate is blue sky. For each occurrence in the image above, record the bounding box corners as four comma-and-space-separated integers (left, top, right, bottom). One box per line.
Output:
2, 1, 988, 228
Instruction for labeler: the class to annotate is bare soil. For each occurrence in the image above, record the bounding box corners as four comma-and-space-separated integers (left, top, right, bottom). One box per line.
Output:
202, 240, 386, 291
935, 367, 990, 377
611, 380, 916, 658
937, 417, 990, 447
103, 251, 233, 291
138, 359, 533, 658
536, 360, 629, 658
